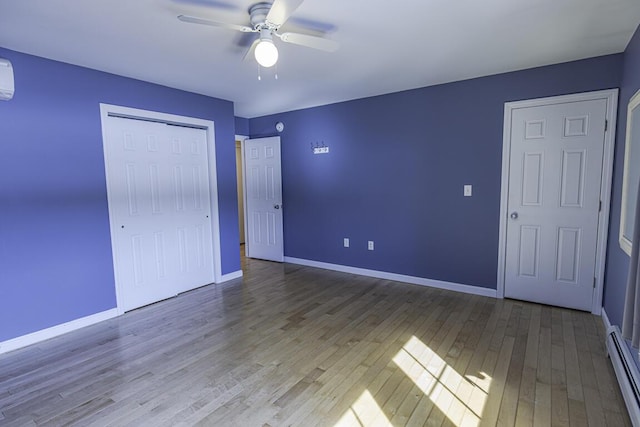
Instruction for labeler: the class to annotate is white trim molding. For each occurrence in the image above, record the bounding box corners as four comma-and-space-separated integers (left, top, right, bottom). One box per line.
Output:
100, 103, 223, 315
620, 89, 640, 256
602, 307, 613, 331
236, 134, 249, 259
285, 257, 497, 298
220, 270, 243, 282
497, 89, 618, 315
0, 309, 118, 355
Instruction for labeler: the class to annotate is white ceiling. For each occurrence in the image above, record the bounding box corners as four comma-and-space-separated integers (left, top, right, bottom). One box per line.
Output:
1, 0, 639, 118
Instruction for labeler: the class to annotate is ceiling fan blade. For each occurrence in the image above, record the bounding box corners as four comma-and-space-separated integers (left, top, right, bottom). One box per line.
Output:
243, 38, 260, 61
172, 0, 238, 11
266, 0, 305, 26
177, 14, 254, 33
279, 32, 339, 52
237, 31, 259, 48
287, 16, 337, 35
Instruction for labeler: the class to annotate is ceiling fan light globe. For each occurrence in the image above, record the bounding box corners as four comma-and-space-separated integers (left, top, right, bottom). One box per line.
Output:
255, 39, 278, 68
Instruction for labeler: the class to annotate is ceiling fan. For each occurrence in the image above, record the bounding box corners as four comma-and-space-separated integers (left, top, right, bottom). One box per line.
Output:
177, 0, 339, 68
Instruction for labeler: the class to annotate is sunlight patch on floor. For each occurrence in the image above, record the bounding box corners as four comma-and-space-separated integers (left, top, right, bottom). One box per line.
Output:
334, 390, 392, 427
392, 335, 491, 427
334, 335, 491, 427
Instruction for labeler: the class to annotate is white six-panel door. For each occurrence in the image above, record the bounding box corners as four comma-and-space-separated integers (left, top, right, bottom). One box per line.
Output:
244, 136, 284, 262
103, 116, 215, 312
504, 99, 607, 311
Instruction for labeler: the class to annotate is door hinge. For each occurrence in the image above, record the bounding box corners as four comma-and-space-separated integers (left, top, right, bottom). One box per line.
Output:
593, 277, 597, 289
605, 120, 608, 131
599, 200, 602, 212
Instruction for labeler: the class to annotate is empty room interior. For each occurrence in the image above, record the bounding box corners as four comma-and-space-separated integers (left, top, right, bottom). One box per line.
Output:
3, 0, 640, 425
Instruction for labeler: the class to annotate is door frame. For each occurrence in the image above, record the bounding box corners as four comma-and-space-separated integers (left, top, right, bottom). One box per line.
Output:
240, 135, 285, 262
100, 103, 223, 314
236, 134, 249, 258
496, 89, 618, 314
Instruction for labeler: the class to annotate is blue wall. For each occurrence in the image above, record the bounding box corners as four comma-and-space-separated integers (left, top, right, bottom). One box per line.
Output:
250, 54, 623, 290
603, 26, 640, 327
0, 47, 240, 342
1, 36, 634, 344
235, 116, 250, 136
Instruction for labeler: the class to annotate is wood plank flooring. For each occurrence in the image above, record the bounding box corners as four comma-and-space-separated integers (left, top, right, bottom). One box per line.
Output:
0, 256, 631, 426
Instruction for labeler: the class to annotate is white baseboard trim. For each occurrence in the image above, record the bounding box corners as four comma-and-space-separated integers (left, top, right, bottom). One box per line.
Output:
0, 308, 119, 355
602, 307, 612, 330
284, 257, 497, 298
220, 270, 243, 282
0, 269, 243, 356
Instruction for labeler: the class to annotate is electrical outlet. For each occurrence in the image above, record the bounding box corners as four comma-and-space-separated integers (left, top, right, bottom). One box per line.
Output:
464, 185, 472, 197
368, 241, 374, 251
344, 238, 350, 248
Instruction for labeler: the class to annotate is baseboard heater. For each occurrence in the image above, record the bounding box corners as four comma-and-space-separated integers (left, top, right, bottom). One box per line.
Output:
607, 325, 640, 426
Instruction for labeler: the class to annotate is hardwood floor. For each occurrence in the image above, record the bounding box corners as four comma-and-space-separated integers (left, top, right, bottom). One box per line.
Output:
0, 256, 631, 426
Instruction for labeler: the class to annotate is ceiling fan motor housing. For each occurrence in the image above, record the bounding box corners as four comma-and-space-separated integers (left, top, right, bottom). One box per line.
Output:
249, 2, 274, 29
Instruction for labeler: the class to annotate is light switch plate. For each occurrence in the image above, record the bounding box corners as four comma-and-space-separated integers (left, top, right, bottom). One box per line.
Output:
344, 238, 350, 248
464, 185, 472, 197
368, 241, 374, 251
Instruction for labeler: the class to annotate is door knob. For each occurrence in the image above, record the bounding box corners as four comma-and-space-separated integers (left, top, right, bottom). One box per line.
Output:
274, 204, 280, 210
510, 212, 518, 219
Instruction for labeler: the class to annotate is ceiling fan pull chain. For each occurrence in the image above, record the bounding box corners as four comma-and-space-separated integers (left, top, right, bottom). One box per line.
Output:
257, 64, 262, 81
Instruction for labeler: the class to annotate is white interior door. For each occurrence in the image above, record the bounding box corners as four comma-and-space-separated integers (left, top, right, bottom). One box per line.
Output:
504, 98, 607, 311
244, 136, 284, 262
104, 116, 215, 312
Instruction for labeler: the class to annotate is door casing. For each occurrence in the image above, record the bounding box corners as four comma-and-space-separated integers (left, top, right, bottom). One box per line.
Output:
242, 136, 284, 262
101, 103, 223, 314
497, 89, 618, 314
236, 134, 249, 258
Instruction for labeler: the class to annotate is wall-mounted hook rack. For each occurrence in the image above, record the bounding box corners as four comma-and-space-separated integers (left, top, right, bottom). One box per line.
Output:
311, 141, 329, 154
